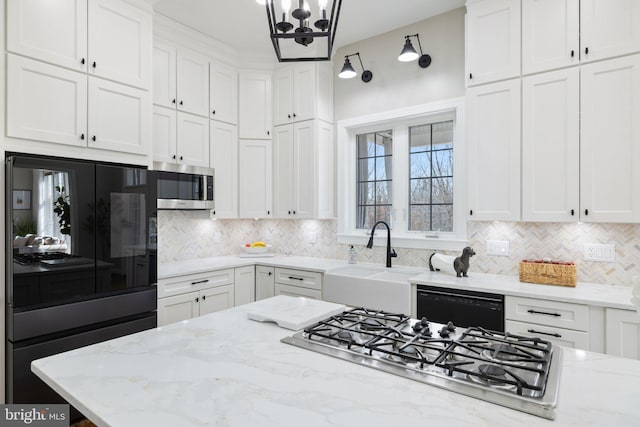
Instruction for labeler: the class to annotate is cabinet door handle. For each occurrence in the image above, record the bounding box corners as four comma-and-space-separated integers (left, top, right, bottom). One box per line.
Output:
172, 99, 176, 104
81, 58, 85, 65
92, 135, 96, 142
288, 210, 291, 215
172, 154, 176, 159
267, 130, 270, 136
267, 210, 270, 215
268, 272, 272, 276
585, 47, 589, 55
202, 295, 206, 301
469, 73, 473, 79
80, 134, 85, 140
570, 50, 575, 58
179, 100, 183, 105
292, 210, 296, 215
288, 114, 291, 119
92, 61, 97, 68
180, 155, 184, 161
527, 309, 561, 317
195, 297, 199, 302
212, 210, 216, 215
212, 110, 216, 115
584, 209, 589, 216
570, 209, 575, 216
191, 279, 209, 285
469, 209, 473, 215
293, 113, 296, 118
527, 329, 561, 338
288, 276, 304, 281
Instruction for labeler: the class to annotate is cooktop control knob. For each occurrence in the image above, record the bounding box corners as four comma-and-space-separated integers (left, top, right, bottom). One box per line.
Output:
446, 321, 456, 332
439, 326, 451, 338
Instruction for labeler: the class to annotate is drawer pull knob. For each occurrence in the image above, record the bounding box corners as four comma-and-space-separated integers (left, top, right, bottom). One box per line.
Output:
191, 279, 209, 285
527, 309, 561, 317
527, 329, 561, 338
288, 276, 304, 281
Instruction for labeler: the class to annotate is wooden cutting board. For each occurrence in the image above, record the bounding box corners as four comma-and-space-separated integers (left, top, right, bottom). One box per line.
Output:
247, 295, 346, 330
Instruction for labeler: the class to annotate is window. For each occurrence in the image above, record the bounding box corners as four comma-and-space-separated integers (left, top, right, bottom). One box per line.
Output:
409, 120, 454, 232
337, 98, 466, 250
356, 130, 393, 229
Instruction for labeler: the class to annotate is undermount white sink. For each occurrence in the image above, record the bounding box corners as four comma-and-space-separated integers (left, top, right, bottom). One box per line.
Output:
323, 264, 426, 315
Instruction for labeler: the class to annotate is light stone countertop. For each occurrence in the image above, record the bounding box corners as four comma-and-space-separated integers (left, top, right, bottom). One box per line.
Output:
158, 256, 636, 311
32, 300, 640, 427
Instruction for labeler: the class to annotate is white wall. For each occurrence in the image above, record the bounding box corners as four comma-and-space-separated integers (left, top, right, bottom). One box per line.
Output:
333, 7, 466, 121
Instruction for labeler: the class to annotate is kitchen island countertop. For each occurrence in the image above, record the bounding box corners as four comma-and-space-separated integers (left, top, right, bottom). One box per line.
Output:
33, 299, 640, 427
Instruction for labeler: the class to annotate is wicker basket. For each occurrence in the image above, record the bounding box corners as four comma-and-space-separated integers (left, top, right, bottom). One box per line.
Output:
519, 261, 577, 287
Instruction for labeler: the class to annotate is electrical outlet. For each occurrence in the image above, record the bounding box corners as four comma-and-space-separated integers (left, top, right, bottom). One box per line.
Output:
307, 231, 317, 244
486, 240, 509, 256
213, 232, 221, 243
584, 243, 616, 262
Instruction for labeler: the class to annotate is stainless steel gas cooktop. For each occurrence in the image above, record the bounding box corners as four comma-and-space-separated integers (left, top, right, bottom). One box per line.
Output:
282, 307, 562, 419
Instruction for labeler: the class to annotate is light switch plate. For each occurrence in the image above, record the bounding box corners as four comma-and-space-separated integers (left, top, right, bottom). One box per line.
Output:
486, 240, 509, 256
584, 243, 616, 262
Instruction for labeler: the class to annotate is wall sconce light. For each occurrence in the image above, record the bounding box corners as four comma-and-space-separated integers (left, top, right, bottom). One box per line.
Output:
338, 52, 373, 82
398, 33, 431, 68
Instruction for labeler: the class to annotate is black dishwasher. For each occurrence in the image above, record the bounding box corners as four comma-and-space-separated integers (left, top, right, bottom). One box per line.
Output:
417, 285, 504, 332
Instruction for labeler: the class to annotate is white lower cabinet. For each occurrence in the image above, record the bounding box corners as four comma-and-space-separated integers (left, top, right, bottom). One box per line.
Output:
605, 308, 640, 360
273, 267, 322, 299
234, 266, 256, 306
256, 266, 275, 301
505, 296, 590, 350
157, 269, 235, 326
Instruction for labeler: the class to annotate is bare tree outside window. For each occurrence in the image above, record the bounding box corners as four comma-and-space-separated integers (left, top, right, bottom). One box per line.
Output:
409, 120, 454, 232
356, 130, 392, 229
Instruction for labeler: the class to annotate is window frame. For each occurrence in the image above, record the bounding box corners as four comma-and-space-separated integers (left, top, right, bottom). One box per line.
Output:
336, 97, 467, 250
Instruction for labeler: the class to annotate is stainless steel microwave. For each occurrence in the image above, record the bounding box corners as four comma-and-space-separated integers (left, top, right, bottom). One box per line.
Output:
153, 162, 214, 210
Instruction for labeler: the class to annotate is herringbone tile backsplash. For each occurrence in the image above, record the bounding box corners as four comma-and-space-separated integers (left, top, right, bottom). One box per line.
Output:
158, 211, 640, 286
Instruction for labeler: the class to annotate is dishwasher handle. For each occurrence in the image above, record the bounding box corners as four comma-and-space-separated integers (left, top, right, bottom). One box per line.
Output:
418, 288, 503, 303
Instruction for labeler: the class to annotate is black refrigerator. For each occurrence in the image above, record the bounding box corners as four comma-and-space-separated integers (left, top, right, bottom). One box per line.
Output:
5, 154, 157, 414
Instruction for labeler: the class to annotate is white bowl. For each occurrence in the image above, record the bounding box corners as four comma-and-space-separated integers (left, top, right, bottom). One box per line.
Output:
242, 245, 270, 254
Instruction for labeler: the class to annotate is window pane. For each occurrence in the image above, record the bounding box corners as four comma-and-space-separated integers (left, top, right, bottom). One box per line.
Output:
410, 152, 430, 179
432, 121, 454, 146
432, 177, 453, 204
409, 205, 431, 231
376, 181, 392, 204
433, 150, 453, 177
358, 158, 375, 181
432, 205, 453, 232
358, 182, 375, 205
375, 156, 392, 180
357, 134, 375, 158
410, 124, 431, 153
410, 178, 431, 204
375, 132, 392, 156
357, 206, 376, 229
376, 205, 391, 224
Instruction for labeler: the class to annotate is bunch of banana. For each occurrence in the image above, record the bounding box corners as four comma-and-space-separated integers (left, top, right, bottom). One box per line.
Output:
249, 241, 266, 247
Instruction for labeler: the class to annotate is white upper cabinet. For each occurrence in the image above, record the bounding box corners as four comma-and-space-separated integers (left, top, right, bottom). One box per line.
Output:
7, 0, 88, 73
88, 0, 151, 89
239, 139, 273, 218
88, 76, 151, 155
466, 0, 520, 86
152, 107, 210, 167
581, 0, 640, 64
273, 120, 335, 219
210, 121, 239, 218
239, 71, 273, 139
7, 0, 151, 89
522, 67, 580, 222
467, 78, 521, 221
210, 61, 238, 125
152, 40, 177, 109
176, 48, 210, 117
273, 63, 333, 126
580, 54, 640, 223
153, 40, 210, 117
7, 54, 88, 147
522, 0, 580, 74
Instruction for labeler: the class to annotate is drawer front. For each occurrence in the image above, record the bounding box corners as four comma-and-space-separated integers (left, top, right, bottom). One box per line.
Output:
274, 268, 322, 291
158, 269, 234, 298
505, 296, 589, 331
505, 320, 589, 351
274, 283, 322, 300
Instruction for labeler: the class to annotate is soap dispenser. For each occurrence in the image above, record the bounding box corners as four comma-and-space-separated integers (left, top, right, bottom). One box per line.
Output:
348, 245, 357, 264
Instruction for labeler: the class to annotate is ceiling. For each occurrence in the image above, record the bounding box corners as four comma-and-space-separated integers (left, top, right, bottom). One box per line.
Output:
152, 0, 466, 59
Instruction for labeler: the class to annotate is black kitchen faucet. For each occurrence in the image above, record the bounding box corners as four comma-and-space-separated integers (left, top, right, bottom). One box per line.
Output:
366, 221, 397, 268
